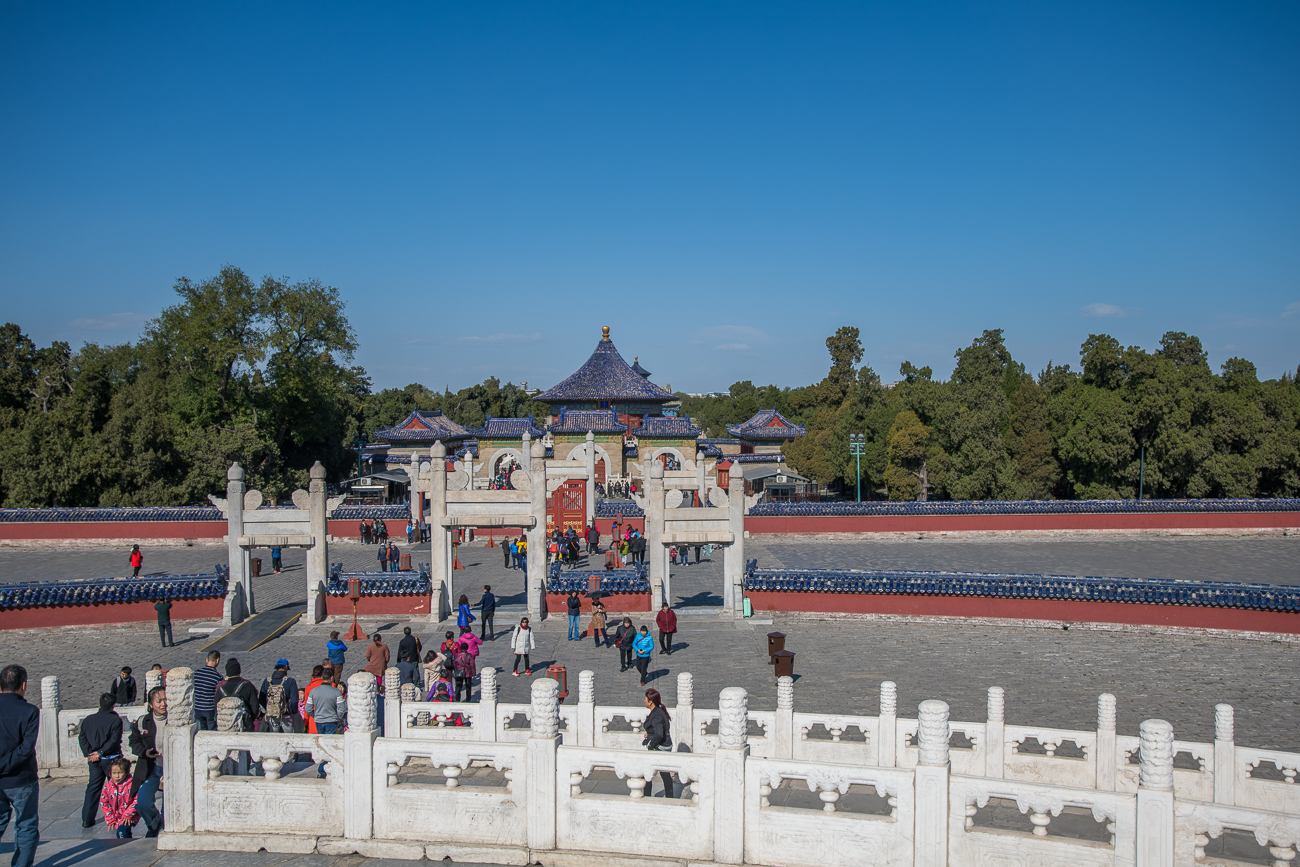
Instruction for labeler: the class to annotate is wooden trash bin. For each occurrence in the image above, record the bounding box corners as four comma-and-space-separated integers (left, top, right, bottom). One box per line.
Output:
767, 632, 786, 664
773, 650, 795, 679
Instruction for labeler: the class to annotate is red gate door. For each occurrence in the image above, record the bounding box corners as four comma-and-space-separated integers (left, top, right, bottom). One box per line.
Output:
595, 458, 606, 485
548, 479, 586, 534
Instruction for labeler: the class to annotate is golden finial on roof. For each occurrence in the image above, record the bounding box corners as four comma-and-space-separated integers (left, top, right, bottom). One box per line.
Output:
601, 325, 610, 341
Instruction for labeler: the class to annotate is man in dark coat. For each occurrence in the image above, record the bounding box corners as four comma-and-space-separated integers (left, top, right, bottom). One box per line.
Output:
79, 693, 123, 828
155, 600, 173, 648
215, 659, 259, 731
0, 664, 39, 865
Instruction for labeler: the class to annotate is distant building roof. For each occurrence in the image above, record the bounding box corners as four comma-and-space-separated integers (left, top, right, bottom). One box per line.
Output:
727, 409, 807, 440
731, 453, 784, 463
534, 327, 676, 404
700, 438, 741, 446
630, 356, 652, 378
468, 416, 546, 439
746, 466, 810, 483
374, 410, 470, 443
547, 408, 629, 434
636, 415, 702, 438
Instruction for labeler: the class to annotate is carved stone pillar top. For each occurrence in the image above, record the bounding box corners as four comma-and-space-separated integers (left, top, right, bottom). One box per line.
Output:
718, 687, 749, 749
776, 676, 794, 710
1098, 693, 1117, 731
228, 462, 245, 481
400, 683, 417, 702
530, 678, 560, 739
650, 461, 664, 480
917, 700, 951, 767
40, 676, 60, 710
165, 667, 194, 726
310, 460, 326, 481
145, 670, 163, 696
676, 672, 693, 706
578, 670, 595, 704
383, 667, 401, 697
347, 672, 378, 733
1138, 719, 1175, 791
480, 667, 498, 702
879, 681, 897, 716
987, 686, 1005, 723
432, 441, 447, 459
1215, 704, 1234, 741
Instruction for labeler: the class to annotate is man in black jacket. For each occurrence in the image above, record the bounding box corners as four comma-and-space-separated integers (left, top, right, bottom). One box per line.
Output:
155, 600, 173, 648
78, 693, 123, 828
478, 585, 496, 640
215, 659, 258, 731
0, 664, 39, 866
129, 686, 166, 837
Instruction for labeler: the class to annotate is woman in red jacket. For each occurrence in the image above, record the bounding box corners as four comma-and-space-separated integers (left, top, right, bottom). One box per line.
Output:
129, 545, 142, 578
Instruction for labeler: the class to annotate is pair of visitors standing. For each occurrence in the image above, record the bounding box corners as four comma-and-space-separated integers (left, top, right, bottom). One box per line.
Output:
478, 585, 496, 639
376, 542, 389, 572
129, 545, 143, 578
586, 524, 600, 554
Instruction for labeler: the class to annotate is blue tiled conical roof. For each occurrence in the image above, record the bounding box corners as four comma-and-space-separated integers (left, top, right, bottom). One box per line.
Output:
535, 328, 675, 404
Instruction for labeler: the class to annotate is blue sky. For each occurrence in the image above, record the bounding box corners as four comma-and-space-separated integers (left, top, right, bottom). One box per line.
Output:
2, 2, 1297, 391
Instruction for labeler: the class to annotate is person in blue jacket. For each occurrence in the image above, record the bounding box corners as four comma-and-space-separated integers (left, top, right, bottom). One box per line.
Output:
326, 631, 347, 670
632, 626, 655, 686
457, 595, 476, 635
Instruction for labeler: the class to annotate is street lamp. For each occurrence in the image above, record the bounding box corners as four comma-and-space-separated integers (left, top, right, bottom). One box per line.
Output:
351, 434, 368, 481
848, 434, 865, 502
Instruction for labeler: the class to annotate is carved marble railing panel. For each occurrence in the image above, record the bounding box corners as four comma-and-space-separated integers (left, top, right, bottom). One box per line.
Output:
792, 712, 879, 765
555, 744, 716, 861
192, 731, 345, 835
398, 700, 480, 740
495, 703, 533, 743
744, 758, 914, 867
1236, 747, 1300, 815
692, 708, 772, 757
59, 707, 149, 767
371, 738, 527, 845
895, 717, 986, 775
1174, 800, 1300, 866
1114, 735, 1216, 802
949, 775, 1137, 867
1002, 725, 1098, 789
594, 705, 652, 751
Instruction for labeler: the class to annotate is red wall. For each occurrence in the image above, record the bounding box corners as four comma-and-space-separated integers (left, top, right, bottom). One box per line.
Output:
744, 512, 1300, 535
546, 592, 651, 613
0, 522, 225, 541
0, 597, 224, 630
323, 595, 430, 616
746, 591, 1300, 634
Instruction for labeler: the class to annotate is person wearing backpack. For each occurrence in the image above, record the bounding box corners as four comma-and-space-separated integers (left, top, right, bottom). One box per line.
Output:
259, 660, 299, 734
452, 643, 476, 702
215, 659, 258, 732
642, 688, 676, 797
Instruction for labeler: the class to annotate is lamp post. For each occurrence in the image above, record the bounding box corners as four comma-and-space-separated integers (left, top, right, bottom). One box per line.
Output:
849, 434, 865, 502
351, 434, 368, 481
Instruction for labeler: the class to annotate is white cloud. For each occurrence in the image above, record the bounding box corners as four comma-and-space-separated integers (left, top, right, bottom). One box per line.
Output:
1282, 301, 1300, 319
1081, 303, 1139, 319
69, 312, 144, 330
715, 343, 750, 351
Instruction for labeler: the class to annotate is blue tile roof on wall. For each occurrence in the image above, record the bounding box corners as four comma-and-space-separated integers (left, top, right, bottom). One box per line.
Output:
731, 453, 784, 463
636, 415, 703, 437
468, 417, 546, 439
700, 438, 741, 446
534, 333, 676, 403
548, 408, 629, 433
727, 409, 807, 439
374, 410, 470, 443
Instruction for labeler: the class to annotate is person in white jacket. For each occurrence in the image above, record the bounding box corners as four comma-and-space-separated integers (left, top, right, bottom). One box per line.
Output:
510, 617, 536, 676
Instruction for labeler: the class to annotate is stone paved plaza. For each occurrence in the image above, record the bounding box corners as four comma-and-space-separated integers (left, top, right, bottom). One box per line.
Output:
0, 534, 1298, 752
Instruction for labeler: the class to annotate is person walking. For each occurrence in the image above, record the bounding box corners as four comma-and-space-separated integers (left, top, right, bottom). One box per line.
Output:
478, 585, 496, 639
129, 545, 142, 578
641, 688, 676, 798
326, 632, 348, 671
397, 627, 421, 666
0, 665, 39, 866
270, 546, 283, 574
154, 599, 173, 648
510, 617, 535, 676
129, 686, 166, 837
633, 626, 655, 686
363, 633, 390, 682
503, 537, 512, 568
589, 600, 607, 647
566, 591, 582, 640
192, 651, 222, 731
655, 603, 678, 655
457, 595, 476, 634
614, 618, 637, 672
78, 693, 123, 828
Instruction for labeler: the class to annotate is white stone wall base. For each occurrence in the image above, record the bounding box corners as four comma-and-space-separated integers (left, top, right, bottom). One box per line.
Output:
317, 837, 425, 860
424, 843, 530, 865
156, 831, 319, 854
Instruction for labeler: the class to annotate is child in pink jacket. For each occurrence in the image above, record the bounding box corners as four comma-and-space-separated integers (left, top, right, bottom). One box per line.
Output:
100, 759, 139, 838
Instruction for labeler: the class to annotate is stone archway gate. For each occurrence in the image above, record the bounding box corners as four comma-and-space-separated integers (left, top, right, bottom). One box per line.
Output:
642, 461, 749, 613
209, 461, 342, 627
